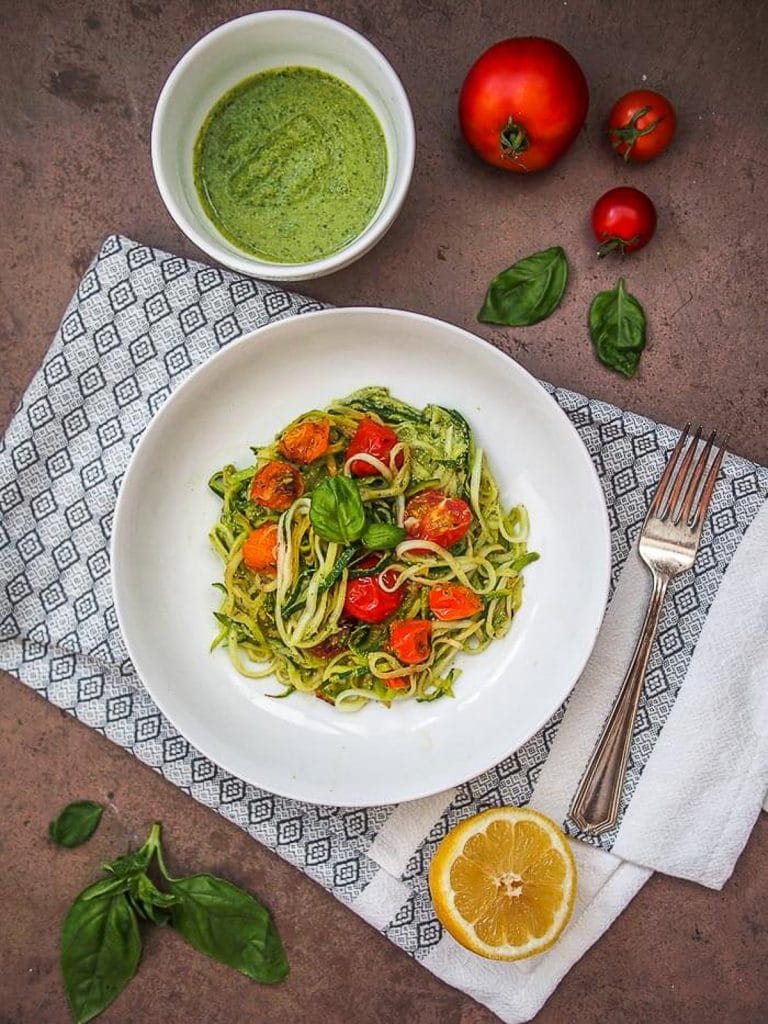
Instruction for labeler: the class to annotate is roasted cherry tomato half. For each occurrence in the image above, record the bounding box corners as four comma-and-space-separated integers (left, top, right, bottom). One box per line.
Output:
390, 620, 432, 665
384, 676, 410, 690
404, 490, 472, 550
279, 418, 331, 464
428, 582, 483, 621
309, 625, 351, 660
346, 418, 403, 476
241, 522, 279, 573
591, 187, 657, 257
459, 36, 589, 173
607, 89, 677, 163
343, 559, 404, 623
250, 460, 305, 511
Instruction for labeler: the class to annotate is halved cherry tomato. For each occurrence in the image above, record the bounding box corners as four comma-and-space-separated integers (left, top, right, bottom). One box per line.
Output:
385, 676, 410, 690
591, 187, 657, 257
241, 522, 278, 574
279, 418, 331, 464
428, 582, 482, 621
343, 556, 404, 623
346, 418, 403, 476
250, 460, 304, 510
404, 490, 472, 550
607, 90, 677, 163
459, 37, 589, 173
390, 620, 432, 665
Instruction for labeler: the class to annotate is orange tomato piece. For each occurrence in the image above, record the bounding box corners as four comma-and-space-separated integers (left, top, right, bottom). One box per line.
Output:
279, 418, 331, 464
241, 522, 279, 573
428, 583, 482, 620
390, 619, 432, 665
250, 461, 304, 511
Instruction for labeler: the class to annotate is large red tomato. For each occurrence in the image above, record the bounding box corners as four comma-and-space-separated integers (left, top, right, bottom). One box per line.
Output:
459, 37, 589, 173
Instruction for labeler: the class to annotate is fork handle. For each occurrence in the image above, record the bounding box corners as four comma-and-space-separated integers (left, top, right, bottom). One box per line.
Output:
570, 570, 670, 835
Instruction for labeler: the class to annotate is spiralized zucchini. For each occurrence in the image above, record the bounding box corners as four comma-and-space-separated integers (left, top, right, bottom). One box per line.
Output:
208, 386, 538, 710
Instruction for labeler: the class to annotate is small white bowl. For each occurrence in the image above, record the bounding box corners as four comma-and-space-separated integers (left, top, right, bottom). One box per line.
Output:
151, 11, 415, 281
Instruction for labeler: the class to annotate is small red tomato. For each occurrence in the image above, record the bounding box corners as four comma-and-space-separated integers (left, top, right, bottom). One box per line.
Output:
346, 418, 403, 477
384, 676, 410, 690
390, 620, 432, 665
404, 490, 472, 550
428, 582, 483, 621
591, 187, 657, 257
343, 561, 404, 623
241, 522, 278, 574
459, 37, 589, 173
279, 418, 331, 464
607, 89, 677, 163
250, 461, 304, 510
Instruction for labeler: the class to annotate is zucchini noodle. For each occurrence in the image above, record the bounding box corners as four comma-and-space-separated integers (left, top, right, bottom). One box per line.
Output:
208, 386, 538, 709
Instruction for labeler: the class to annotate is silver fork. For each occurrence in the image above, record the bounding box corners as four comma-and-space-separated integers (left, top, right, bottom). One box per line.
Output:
570, 426, 727, 835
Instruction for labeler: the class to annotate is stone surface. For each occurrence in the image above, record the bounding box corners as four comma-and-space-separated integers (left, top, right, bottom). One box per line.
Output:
0, 2, 766, 1022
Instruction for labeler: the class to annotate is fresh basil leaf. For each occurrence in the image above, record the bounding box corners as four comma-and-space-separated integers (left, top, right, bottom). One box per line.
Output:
61, 885, 141, 1024
168, 873, 288, 984
361, 522, 406, 550
588, 277, 647, 377
49, 801, 103, 848
478, 246, 569, 326
309, 476, 366, 544
81, 877, 132, 902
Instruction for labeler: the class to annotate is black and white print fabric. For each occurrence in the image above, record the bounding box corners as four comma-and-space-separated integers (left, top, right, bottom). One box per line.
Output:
1, 236, 766, 961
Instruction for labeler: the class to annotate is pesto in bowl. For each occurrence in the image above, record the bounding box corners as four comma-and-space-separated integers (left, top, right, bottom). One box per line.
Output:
194, 66, 388, 265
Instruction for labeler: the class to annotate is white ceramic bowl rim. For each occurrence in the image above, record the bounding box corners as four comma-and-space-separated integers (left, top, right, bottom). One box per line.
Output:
151, 10, 415, 280
111, 307, 612, 806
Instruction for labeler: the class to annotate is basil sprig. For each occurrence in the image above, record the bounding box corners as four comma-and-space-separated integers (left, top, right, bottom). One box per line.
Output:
59, 822, 287, 1023
309, 475, 366, 543
478, 246, 569, 326
588, 277, 647, 377
49, 801, 104, 848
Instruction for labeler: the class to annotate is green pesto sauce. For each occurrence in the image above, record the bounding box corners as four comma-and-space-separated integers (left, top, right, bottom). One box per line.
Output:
194, 67, 388, 264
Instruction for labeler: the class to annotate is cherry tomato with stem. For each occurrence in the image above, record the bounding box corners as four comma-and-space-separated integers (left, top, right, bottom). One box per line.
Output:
346, 418, 403, 477
591, 187, 657, 257
607, 90, 677, 163
390, 620, 432, 665
250, 461, 304, 510
459, 36, 589, 173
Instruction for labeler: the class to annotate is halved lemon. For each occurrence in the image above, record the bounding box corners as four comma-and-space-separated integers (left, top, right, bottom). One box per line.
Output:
428, 806, 577, 961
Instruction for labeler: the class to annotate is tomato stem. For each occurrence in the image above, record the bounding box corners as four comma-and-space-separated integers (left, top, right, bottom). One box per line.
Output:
596, 235, 640, 258
500, 117, 530, 160
608, 106, 663, 161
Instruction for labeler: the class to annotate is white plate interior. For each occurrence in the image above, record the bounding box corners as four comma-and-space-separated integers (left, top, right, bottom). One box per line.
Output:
112, 309, 610, 805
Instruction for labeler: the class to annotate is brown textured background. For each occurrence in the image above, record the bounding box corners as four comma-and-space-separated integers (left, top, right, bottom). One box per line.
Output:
1, 1, 766, 1022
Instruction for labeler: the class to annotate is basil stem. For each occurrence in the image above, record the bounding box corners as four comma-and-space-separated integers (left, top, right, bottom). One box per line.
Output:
478, 246, 569, 327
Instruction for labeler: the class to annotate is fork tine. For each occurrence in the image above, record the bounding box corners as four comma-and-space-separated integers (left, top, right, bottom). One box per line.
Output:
691, 439, 727, 528
647, 424, 690, 519
676, 430, 716, 525
660, 426, 701, 521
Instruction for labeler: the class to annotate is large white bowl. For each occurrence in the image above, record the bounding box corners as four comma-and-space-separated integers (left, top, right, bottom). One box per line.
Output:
151, 11, 415, 281
112, 309, 610, 806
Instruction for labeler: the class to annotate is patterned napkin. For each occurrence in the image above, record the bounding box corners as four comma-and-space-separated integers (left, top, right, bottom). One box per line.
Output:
2, 237, 766, 1024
